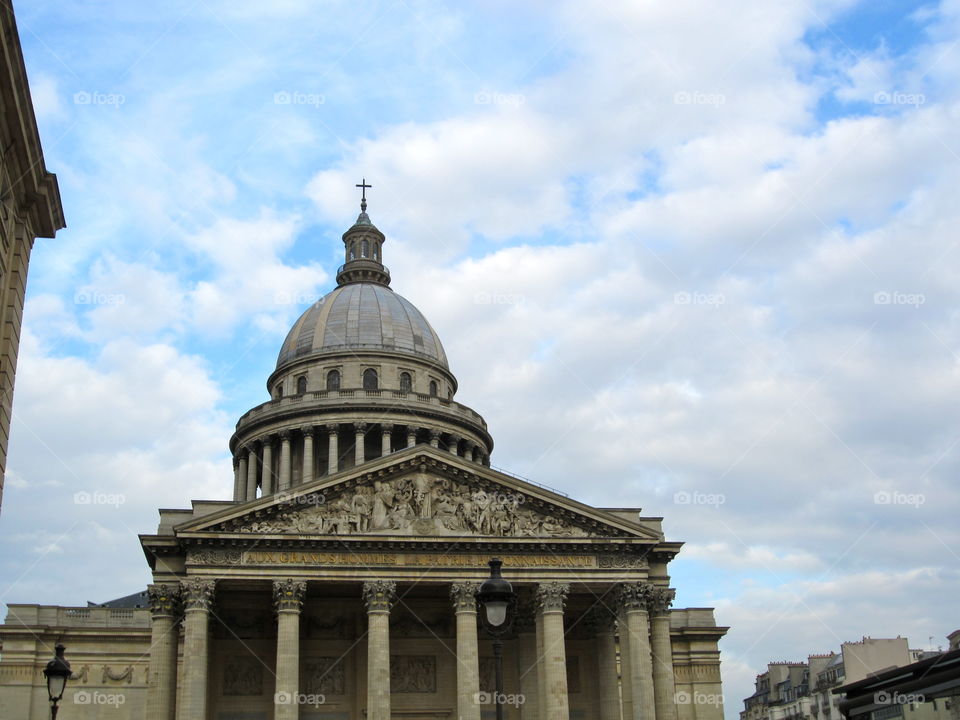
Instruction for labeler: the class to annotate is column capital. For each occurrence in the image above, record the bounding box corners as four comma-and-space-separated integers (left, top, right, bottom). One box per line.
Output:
278, 429, 291, 441
300, 425, 314, 436
362, 580, 396, 613
242, 442, 256, 454
407, 425, 418, 435
536, 582, 569, 613
355, 421, 368, 433
180, 578, 216, 612
381, 423, 393, 432
325, 423, 339, 433
617, 581, 653, 612
450, 582, 479, 613
260, 433, 275, 446
147, 583, 181, 619
647, 586, 676, 616
273, 578, 306, 613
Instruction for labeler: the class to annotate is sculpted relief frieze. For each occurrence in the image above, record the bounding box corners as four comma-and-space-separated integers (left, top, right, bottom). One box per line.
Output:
224, 471, 613, 538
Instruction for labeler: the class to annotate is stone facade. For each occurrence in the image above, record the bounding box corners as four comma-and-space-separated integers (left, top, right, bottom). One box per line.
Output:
0, 200, 727, 719
0, 2, 66, 512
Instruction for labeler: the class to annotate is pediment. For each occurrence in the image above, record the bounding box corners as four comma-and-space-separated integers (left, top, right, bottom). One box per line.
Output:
178, 450, 660, 542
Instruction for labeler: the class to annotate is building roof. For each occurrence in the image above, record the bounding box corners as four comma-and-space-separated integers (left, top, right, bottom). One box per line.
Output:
276, 282, 450, 371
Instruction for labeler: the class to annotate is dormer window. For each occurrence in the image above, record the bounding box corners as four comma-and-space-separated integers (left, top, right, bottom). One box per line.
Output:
399, 372, 412, 393
326, 369, 341, 391
429, 380, 438, 397
363, 368, 379, 391
296, 376, 307, 394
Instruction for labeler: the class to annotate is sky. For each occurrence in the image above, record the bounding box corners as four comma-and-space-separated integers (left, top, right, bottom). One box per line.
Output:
2, 0, 959, 715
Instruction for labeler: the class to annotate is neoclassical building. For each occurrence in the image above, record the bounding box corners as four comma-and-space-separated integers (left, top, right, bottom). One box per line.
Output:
0, 198, 728, 720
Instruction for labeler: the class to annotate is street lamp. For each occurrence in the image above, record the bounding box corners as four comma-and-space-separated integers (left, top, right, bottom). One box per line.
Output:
478, 557, 515, 720
43, 643, 71, 719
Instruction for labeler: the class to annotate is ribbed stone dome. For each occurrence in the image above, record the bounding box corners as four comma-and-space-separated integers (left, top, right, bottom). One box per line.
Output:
276, 283, 449, 370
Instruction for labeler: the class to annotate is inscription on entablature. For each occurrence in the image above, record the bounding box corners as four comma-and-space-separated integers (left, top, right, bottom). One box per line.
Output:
598, 553, 648, 569
390, 655, 437, 693
239, 549, 598, 570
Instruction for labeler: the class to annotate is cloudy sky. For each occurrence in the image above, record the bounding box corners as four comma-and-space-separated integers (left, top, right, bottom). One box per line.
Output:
3, 0, 959, 714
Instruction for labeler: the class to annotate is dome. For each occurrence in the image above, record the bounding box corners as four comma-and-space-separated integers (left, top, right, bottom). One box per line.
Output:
276, 282, 449, 370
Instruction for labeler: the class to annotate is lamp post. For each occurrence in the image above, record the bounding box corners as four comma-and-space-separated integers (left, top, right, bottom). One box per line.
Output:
43, 643, 71, 719
478, 558, 515, 720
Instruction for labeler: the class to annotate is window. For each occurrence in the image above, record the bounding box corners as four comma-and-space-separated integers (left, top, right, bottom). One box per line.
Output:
349, 241, 356, 260
399, 372, 412, 392
274, 384, 283, 399
429, 380, 438, 396
326, 369, 341, 391
363, 368, 379, 390
361, 239, 369, 258
296, 376, 307, 394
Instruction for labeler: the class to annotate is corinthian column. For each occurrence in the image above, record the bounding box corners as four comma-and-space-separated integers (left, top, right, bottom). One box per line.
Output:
586, 605, 622, 720
648, 587, 679, 720
261, 436, 275, 495
326, 424, 339, 474
381, 424, 393, 457
176, 578, 215, 720
619, 582, 655, 720
537, 582, 570, 720
278, 430, 292, 492
245, 444, 258, 500
146, 584, 180, 720
363, 580, 396, 720
451, 583, 481, 720
515, 598, 541, 720
301, 426, 314, 485
235, 454, 247, 502
355, 422, 367, 465
273, 578, 306, 720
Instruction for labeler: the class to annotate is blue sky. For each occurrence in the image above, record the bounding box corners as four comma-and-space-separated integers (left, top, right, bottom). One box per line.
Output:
4, 0, 960, 715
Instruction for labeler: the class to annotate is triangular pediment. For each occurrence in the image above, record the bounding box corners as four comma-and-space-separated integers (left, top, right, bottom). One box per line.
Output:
177, 448, 661, 542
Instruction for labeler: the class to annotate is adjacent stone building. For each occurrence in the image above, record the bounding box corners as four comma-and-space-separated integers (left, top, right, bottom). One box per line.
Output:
0, 1, 66, 511
0, 199, 728, 719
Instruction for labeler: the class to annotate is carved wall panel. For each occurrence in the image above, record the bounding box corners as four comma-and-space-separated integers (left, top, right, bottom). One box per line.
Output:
222, 657, 264, 696
390, 655, 437, 693
303, 657, 346, 696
